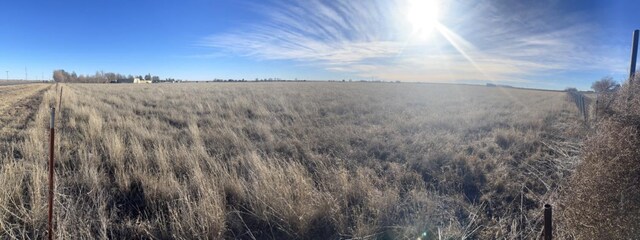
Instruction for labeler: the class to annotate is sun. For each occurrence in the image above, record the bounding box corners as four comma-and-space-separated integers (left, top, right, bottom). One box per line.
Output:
407, 0, 440, 39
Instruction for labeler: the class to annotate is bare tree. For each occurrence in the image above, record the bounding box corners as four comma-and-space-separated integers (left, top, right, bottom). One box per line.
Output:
592, 76, 620, 118
591, 76, 619, 93
52, 70, 68, 82
105, 72, 117, 82
52, 69, 160, 83
565, 87, 578, 92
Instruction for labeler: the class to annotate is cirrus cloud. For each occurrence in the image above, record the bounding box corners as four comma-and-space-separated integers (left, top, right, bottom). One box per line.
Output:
199, 0, 623, 84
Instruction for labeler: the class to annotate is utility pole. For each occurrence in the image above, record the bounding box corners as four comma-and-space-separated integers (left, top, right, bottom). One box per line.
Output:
25, 67, 28, 80
5, 71, 7, 81
630, 29, 639, 81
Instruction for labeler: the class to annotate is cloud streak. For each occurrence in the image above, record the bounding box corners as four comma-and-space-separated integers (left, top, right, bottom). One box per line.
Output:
200, 0, 620, 83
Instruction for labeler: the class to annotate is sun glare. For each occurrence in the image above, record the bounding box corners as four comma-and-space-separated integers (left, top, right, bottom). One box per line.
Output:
407, 0, 440, 39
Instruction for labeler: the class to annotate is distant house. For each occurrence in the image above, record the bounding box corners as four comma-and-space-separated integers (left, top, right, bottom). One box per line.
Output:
133, 77, 152, 84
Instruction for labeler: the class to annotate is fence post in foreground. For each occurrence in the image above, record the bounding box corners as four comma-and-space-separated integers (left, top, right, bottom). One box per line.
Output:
543, 204, 552, 240
48, 107, 55, 240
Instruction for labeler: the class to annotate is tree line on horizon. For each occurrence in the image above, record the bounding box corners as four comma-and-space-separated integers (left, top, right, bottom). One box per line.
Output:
52, 69, 161, 83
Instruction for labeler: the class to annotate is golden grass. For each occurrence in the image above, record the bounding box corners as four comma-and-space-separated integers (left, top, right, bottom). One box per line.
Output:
0, 82, 584, 239
0, 84, 49, 137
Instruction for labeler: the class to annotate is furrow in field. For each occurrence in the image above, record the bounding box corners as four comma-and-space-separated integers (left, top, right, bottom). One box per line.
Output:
0, 84, 49, 150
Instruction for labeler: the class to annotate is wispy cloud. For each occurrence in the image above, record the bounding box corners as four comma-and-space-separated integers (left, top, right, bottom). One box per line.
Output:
199, 0, 621, 83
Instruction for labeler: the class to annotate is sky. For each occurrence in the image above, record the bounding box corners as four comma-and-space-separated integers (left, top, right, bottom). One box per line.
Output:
0, 0, 638, 90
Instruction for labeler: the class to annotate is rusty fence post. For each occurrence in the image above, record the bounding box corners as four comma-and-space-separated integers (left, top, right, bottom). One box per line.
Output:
543, 204, 552, 240
48, 107, 55, 240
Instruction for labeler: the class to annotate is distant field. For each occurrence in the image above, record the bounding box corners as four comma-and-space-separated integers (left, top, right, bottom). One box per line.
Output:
0, 80, 44, 86
0, 83, 584, 239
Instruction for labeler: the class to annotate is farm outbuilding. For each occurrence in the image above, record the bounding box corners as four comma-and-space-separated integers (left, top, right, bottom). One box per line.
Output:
133, 77, 152, 84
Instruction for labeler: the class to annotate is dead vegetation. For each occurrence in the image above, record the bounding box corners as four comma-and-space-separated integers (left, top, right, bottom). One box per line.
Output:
0, 84, 49, 155
560, 79, 640, 239
0, 82, 586, 239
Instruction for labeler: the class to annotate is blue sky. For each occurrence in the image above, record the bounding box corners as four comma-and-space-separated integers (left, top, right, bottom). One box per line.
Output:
0, 0, 638, 90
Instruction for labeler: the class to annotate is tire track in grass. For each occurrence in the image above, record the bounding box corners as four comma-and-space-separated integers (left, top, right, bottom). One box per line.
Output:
0, 84, 49, 158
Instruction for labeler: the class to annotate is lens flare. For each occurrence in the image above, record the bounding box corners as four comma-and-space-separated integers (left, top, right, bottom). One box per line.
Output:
407, 0, 440, 38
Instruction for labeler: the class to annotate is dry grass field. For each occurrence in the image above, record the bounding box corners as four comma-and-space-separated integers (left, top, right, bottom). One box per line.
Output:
0, 82, 586, 239
0, 84, 49, 152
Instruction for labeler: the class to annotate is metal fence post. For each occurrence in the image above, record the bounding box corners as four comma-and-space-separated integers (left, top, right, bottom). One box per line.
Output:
544, 204, 552, 240
48, 108, 55, 240
630, 30, 639, 81
58, 87, 63, 110
581, 95, 587, 121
